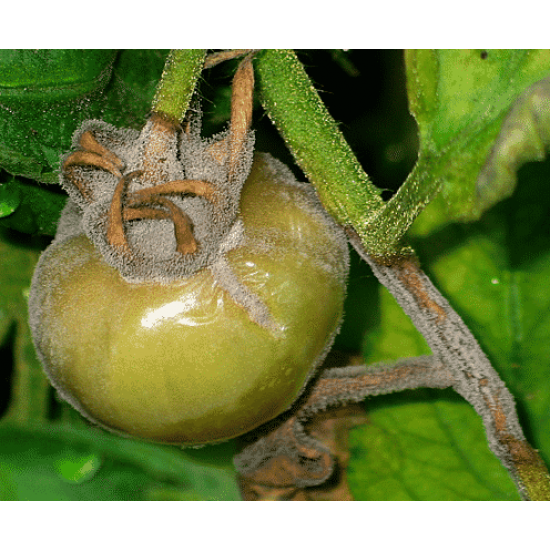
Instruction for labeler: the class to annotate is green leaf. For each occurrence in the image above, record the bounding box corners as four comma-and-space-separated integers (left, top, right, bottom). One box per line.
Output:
349, 153, 550, 500
0, 424, 240, 500
101, 49, 169, 130
0, 50, 118, 182
350, 283, 519, 499
0, 176, 66, 235
348, 390, 520, 500
0, 49, 169, 235
406, 49, 550, 232
0, 176, 21, 218
0, 50, 169, 183
0, 50, 117, 101
0, 229, 57, 422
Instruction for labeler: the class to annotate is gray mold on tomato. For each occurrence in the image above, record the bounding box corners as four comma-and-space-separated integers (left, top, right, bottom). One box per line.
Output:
60, 116, 255, 283
28, 149, 350, 446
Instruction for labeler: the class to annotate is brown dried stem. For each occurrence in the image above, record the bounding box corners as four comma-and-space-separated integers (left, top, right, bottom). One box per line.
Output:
106, 176, 213, 256
123, 205, 170, 222
228, 54, 255, 180
204, 49, 258, 70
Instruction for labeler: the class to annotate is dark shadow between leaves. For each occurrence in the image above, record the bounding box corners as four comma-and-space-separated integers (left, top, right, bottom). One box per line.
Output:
0, 323, 15, 419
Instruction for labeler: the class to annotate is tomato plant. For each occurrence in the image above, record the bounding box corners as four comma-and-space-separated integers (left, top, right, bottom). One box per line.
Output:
1, 49, 550, 501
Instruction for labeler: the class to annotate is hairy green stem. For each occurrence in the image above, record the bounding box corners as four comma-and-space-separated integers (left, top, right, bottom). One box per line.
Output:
154, 49, 438, 256
369, 155, 443, 254
253, 50, 387, 244
253, 49, 440, 256
152, 50, 206, 123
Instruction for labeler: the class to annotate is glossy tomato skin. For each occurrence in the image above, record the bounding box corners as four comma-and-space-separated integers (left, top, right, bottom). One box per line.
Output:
29, 153, 349, 445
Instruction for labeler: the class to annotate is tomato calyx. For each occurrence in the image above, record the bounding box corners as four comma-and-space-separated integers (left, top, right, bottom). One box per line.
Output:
59, 55, 256, 284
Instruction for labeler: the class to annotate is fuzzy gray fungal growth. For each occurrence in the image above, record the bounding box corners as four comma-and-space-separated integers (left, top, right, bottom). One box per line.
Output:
233, 355, 454, 486
345, 230, 538, 498
60, 114, 255, 283
29, 146, 351, 446
27, 53, 354, 452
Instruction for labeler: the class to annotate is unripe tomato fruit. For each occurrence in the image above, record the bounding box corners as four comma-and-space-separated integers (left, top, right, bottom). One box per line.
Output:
29, 153, 349, 446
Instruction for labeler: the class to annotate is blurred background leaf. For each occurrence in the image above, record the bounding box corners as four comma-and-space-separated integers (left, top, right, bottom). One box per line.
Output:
0, 423, 240, 501
406, 49, 550, 232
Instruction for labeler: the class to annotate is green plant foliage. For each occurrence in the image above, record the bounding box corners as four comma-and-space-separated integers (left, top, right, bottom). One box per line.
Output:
0, 175, 66, 235
406, 49, 550, 231
348, 390, 520, 500
1, 49, 549, 500
0, 230, 51, 423
0, 50, 117, 182
0, 50, 168, 235
0, 175, 20, 217
348, 104, 550, 500
349, 286, 519, 500
413, 158, 550, 466
0, 424, 240, 500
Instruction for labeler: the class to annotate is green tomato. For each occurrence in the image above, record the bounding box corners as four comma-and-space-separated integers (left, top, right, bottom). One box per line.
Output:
29, 153, 349, 446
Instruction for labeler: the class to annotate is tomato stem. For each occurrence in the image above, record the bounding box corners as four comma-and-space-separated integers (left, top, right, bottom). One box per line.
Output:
252, 50, 437, 257
151, 50, 206, 124
347, 229, 550, 501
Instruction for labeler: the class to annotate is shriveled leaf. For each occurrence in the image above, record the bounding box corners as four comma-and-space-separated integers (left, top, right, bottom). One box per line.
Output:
232, 349, 372, 500
406, 49, 550, 233
238, 402, 367, 500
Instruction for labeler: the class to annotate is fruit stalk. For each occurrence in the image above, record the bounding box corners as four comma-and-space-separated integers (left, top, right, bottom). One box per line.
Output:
253, 50, 387, 246
151, 49, 206, 123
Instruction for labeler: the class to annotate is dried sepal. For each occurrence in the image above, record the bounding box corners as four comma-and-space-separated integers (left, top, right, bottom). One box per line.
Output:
106, 170, 143, 253
234, 355, 454, 491
59, 57, 256, 283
